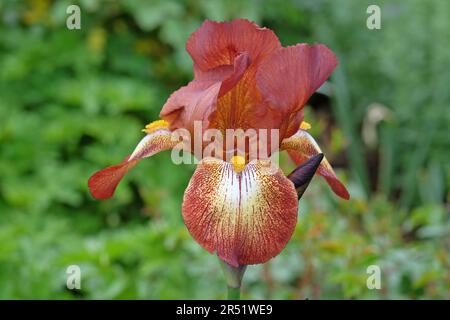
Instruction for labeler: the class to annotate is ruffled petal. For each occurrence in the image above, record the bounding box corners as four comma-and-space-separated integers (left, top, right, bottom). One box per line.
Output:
256, 44, 338, 114
182, 158, 298, 267
160, 52, 250, 132
159, 80, 222, 132
88, 126, 176, 200
186, 19, 281, 72
189, 20, 281, 133
175, 19, 284, 143
281, 130, 350, 200
194, 52, 250, 96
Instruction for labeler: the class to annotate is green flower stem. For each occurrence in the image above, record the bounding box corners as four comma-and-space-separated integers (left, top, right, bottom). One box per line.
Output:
227, 286, 241, 300
219, 259, 247, 300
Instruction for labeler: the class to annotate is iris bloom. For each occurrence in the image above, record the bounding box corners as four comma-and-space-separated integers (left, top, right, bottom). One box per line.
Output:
88, 19, 349, 268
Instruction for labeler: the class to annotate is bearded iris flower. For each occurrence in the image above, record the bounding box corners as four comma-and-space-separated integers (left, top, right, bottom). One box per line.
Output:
88, 19, 349, 294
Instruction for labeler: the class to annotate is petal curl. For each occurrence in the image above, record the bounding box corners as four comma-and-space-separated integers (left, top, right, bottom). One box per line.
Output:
194, 52, 250, 96
173, 19, 283, 138
160, 52, 250, 132
88, 127, 176, 200
186, 19, 281, 72
182, 158, 298, 267
160, 81, 222, 132
256, 44, 338, 114
281, 130, 350, 200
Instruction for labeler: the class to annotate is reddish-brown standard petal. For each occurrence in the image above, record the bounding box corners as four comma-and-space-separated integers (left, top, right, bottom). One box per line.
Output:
162, 19, 282, 135
88, 127, 177, 200
160, 52, 250, 132
186, 19, 281, 72
194, 52, 250, 96
256, 44, 338, 140
182, 158, 298, 267
257, 44, 338, 114
281, 130, 350, 200
186, 19, 282, 134
159, 81, 222, 132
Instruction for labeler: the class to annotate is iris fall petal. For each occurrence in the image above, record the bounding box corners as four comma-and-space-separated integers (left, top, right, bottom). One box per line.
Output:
182, 158, 298, 267
88, 126, 176, 200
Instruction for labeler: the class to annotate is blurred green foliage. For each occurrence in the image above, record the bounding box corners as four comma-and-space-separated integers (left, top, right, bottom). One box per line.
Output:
0, 0, 448, 299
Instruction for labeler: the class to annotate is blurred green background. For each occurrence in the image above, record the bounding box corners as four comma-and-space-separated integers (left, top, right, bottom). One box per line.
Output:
0, 0, 448, 299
